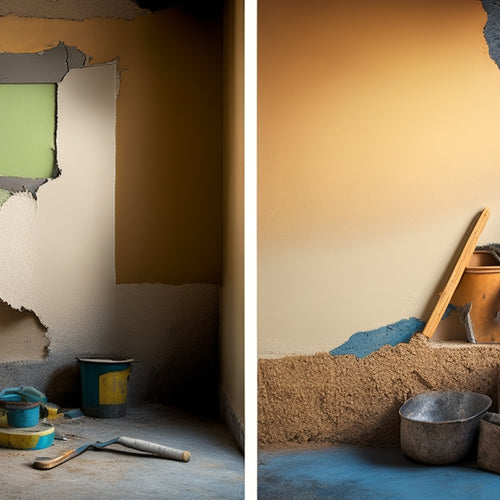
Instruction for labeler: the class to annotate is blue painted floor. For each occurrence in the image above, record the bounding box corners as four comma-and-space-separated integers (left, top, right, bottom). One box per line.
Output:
258, 446, 500, 499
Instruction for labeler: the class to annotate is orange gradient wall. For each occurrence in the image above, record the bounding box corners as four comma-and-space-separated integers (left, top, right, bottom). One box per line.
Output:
258, 0, 500, 357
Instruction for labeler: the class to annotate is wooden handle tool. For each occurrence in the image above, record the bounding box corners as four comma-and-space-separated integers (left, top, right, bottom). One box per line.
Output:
422, 207, 490, 338
33, 436, 190, 470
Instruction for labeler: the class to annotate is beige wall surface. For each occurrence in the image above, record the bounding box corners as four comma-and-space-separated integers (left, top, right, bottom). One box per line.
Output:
258, 0, 500, 357
221, 0, 245, 433
0, 8, 222, 409
0, 8, 222, 284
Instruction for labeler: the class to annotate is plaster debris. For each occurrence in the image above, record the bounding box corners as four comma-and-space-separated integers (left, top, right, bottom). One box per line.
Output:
259, 334, 500, 449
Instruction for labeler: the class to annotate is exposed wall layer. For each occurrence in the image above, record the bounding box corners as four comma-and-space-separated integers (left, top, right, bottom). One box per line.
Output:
0, 64, 218, 410
258, 336, 500, 448
0, 8, 222, 284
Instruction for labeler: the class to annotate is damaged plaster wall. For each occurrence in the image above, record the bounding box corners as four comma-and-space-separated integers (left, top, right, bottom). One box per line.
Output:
0, 63, 218, 409
259, 335, 500, 448
0, 301, 48, 361
0, 7, 222, 412
0, 7, 223, 285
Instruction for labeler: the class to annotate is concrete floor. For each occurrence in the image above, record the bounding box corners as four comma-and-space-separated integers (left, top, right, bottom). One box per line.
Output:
0, 405, 244, 499
258, 446, 500, 499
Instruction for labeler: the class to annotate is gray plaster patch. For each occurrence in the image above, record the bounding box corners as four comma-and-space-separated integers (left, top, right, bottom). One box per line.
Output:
481, 0, 500, 69
0, 43, 88, 194
0, 43, 87, 83
0, 177, 49, 198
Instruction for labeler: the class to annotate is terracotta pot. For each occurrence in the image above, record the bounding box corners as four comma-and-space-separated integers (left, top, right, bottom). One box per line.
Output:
451, 251, 500, 343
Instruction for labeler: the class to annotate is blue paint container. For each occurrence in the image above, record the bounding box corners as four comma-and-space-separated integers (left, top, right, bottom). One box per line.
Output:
78, 357, 134, 418
0, 399, 40, 428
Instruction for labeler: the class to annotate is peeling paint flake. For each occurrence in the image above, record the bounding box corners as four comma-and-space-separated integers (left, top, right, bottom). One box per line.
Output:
330, 317, 425, 358
330, 305, 457, 358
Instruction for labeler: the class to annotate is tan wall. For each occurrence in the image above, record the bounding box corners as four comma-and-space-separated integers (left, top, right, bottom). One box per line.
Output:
258, 0, 500, 357
221, 0, 245, 431
0, 8, 222, 284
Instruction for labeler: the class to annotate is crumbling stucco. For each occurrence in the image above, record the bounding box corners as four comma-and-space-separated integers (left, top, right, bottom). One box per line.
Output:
259, 334, 500, 449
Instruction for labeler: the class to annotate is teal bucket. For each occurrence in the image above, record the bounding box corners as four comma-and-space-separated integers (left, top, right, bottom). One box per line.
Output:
0, 399, 40, 428
78, 357, 134, 418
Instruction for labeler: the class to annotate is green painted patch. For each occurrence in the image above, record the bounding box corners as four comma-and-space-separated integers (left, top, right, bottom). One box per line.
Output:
0, 84, 56, 178
0, 189, 11, 206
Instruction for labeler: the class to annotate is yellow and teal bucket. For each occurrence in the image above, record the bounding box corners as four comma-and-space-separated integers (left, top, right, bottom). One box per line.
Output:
78, 357, 134, 418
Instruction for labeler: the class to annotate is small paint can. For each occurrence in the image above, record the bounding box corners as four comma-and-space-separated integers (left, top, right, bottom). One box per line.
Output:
0, 399, 40, 428
0, 422, 54, 450
78, 357, 134, 418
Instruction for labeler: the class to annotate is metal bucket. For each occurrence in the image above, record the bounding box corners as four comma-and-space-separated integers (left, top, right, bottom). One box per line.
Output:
78, 357, 134, 418
399, 390, 492, 465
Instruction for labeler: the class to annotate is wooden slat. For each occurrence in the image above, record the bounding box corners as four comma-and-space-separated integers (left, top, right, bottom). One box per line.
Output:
422, 207, 490, 338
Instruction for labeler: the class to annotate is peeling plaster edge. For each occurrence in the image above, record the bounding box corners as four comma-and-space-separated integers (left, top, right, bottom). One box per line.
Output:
481, 0, 500, 70
0, 297, 50, 332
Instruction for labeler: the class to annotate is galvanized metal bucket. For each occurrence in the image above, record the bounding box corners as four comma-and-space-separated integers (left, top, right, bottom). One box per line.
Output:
399, 390, 492, 465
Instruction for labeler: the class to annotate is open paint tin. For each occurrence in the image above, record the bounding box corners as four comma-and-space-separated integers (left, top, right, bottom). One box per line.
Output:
0, 399, 40, 428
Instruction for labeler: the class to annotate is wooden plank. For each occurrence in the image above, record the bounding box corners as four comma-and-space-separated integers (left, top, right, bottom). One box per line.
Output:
422, 207, 490, 338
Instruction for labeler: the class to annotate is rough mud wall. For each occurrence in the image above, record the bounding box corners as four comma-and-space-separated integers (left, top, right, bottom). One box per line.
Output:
258, 335, 500, 449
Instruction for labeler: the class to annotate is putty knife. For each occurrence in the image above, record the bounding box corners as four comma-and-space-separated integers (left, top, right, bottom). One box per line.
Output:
33, 436, 190, 469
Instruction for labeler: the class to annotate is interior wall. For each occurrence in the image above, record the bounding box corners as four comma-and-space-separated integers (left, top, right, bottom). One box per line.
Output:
258, 0, 500, 358
0, 7, 222, 411
0, 7, 222, 285
221, 0, 245, 447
